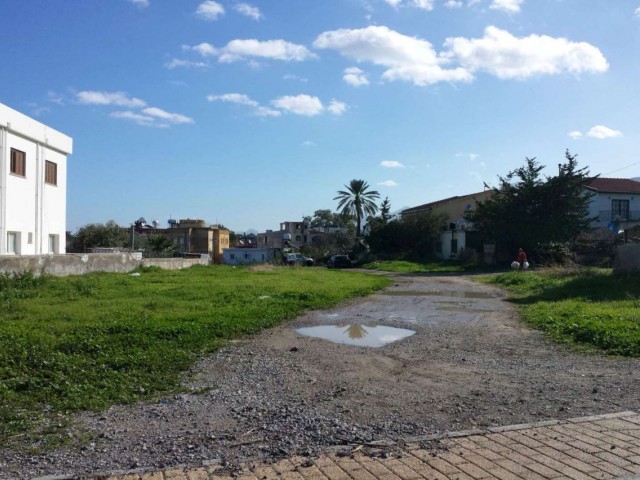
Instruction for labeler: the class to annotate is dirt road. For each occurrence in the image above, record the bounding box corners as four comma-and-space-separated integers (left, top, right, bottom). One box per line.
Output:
2, 272, 640, 479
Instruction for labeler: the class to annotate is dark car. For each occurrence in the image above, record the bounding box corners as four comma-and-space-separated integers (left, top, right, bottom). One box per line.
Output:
327, 255, 353, 269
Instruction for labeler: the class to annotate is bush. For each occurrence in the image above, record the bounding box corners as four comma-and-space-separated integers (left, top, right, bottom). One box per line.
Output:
534, 242, 574, 265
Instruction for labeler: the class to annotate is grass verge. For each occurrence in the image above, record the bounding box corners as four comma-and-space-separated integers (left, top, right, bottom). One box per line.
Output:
483, 267, 640, 357
361, 260, 465, 274
0, 266, 389, 441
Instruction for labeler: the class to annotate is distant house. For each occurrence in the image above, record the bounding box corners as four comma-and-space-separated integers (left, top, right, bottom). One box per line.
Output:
584, 178, 640, 231
223, 247, 277, 265
256, 221, 308, 249
139, 218, 230, 263
402, 190, 493, 259
0, 103, 73, 255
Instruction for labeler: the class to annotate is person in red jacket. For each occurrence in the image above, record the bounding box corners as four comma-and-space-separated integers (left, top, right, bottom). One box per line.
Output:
517, 248, 528, 269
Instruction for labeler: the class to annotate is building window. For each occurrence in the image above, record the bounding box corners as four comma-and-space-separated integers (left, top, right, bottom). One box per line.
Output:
10, 149, 26, 177
230, 254, 235, 260
612, 199, 629, 220
49, 234, 59, 254
45, 161, 57, 185
7, 232, 20, 254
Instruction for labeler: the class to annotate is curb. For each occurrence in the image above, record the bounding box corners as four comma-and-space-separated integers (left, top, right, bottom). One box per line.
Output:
32, 410, 639, 480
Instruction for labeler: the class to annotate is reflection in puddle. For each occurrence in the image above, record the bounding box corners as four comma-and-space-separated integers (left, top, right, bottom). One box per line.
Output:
381, 290, 494, 299
296, 325, 416, 348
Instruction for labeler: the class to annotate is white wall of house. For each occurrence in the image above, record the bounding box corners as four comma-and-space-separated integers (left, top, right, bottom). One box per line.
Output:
223, 248, 276, 265
436, 229, 466, 259
0, 103, 72, 255
588, 192, 640, 227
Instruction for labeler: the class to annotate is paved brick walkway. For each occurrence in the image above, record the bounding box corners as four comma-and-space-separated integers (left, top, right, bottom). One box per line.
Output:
95, 412, 640, 480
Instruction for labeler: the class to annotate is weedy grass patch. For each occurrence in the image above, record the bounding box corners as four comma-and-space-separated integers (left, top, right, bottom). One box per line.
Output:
484, 267, 640, 357
362, 260, 465, 274
0, 265, 389, 441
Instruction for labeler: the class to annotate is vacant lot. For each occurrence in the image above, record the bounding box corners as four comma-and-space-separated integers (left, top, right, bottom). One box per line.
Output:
2, 269, 639, 480
0, 266, 389, 440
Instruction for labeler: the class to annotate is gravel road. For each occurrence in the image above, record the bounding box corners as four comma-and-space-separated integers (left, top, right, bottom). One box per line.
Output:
2, 272, 639, 479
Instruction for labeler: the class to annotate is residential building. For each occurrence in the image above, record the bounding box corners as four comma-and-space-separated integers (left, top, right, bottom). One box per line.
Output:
223, 247, 277, 265
584, 178, 640, 230
0, 103, 73, 255
402, 190, 493, 259
256, 221, 308, 249
138, 218, 230, 262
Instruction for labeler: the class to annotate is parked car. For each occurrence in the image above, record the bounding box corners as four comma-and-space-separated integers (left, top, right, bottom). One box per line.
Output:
327, 255, 353, 269
285, 253, 314, 266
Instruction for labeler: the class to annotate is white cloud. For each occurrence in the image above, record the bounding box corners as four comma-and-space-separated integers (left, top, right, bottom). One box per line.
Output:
110, 111, 156, 126
445, 26, 608, 79
207, 93, 281, 117
76, 91, 146, 108
327, 100, 347, 116
128, 0, 149, 7
196, 0, 224, 20
184, 42, 218, 57
444, 0, 463, 7
78, 91, 191, 127
586, 125, 622, 139
384, 0, 434, 9
343, 67, 369, 86
455, 152, 479, 161
207, 93, 259, 107
378, 180, 398, 187
411, 0, 434, 9
142, 107, 194, 124
283, 74, 309, 82
164, 58, 208, 69
47, 91, 65, 106
234, 3, 262, 20
272, 94, 324, 116
380, 160, 405, 168
303, 140, 317, 147
314, 26, 473, 86
210, 93, 346, 118
568, 130, 583, 139
218, 39, 316, 63
635, 6, 640, 17
489, 0, 524, 13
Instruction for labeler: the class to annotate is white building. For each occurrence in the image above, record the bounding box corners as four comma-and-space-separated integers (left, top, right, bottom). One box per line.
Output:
223, 247, 277, 265
0, 103, 73, 255
584, 178, 640, 230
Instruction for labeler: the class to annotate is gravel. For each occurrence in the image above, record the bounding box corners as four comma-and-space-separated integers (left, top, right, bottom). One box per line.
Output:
1, 273, 639, 479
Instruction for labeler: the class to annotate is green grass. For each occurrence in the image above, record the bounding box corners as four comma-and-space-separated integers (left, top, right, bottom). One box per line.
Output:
0, 265, 389, 441
361, 260, 465, 274
483, 267, 640, 357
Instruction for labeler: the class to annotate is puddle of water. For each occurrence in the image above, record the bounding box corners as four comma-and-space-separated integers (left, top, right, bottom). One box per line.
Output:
381, 290, 494, 299
296, 324, 416, 348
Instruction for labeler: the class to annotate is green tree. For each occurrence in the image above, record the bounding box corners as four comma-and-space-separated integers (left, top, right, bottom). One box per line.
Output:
334, 179, 380, 237
468, 151, 595, 257
307, 209, 354, 228
380, 197, 392, 224
141, 234, 176, 258
368, 211, 446, 258
71, 220, 128, 252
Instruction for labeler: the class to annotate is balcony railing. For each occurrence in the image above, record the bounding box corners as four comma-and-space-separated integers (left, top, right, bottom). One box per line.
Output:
598, 211, 640, 222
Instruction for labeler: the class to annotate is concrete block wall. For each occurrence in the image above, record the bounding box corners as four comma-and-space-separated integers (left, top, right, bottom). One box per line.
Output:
0, 253, 207, 276
613, 244, 640, 273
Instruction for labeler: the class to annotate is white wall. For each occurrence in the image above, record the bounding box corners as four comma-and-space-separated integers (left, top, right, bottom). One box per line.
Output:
0, 103, 72, 255
223, 248, 275, 265
588, 192, 640, 227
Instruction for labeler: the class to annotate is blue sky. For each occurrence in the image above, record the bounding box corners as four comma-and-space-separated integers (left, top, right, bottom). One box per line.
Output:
2, 0, 640, 233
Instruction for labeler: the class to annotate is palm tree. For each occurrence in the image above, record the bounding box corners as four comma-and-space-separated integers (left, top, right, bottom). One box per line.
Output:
334, 179, 380, 237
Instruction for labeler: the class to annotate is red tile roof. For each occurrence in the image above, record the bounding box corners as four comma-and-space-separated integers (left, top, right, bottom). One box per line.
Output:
585, 178, 640, 194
